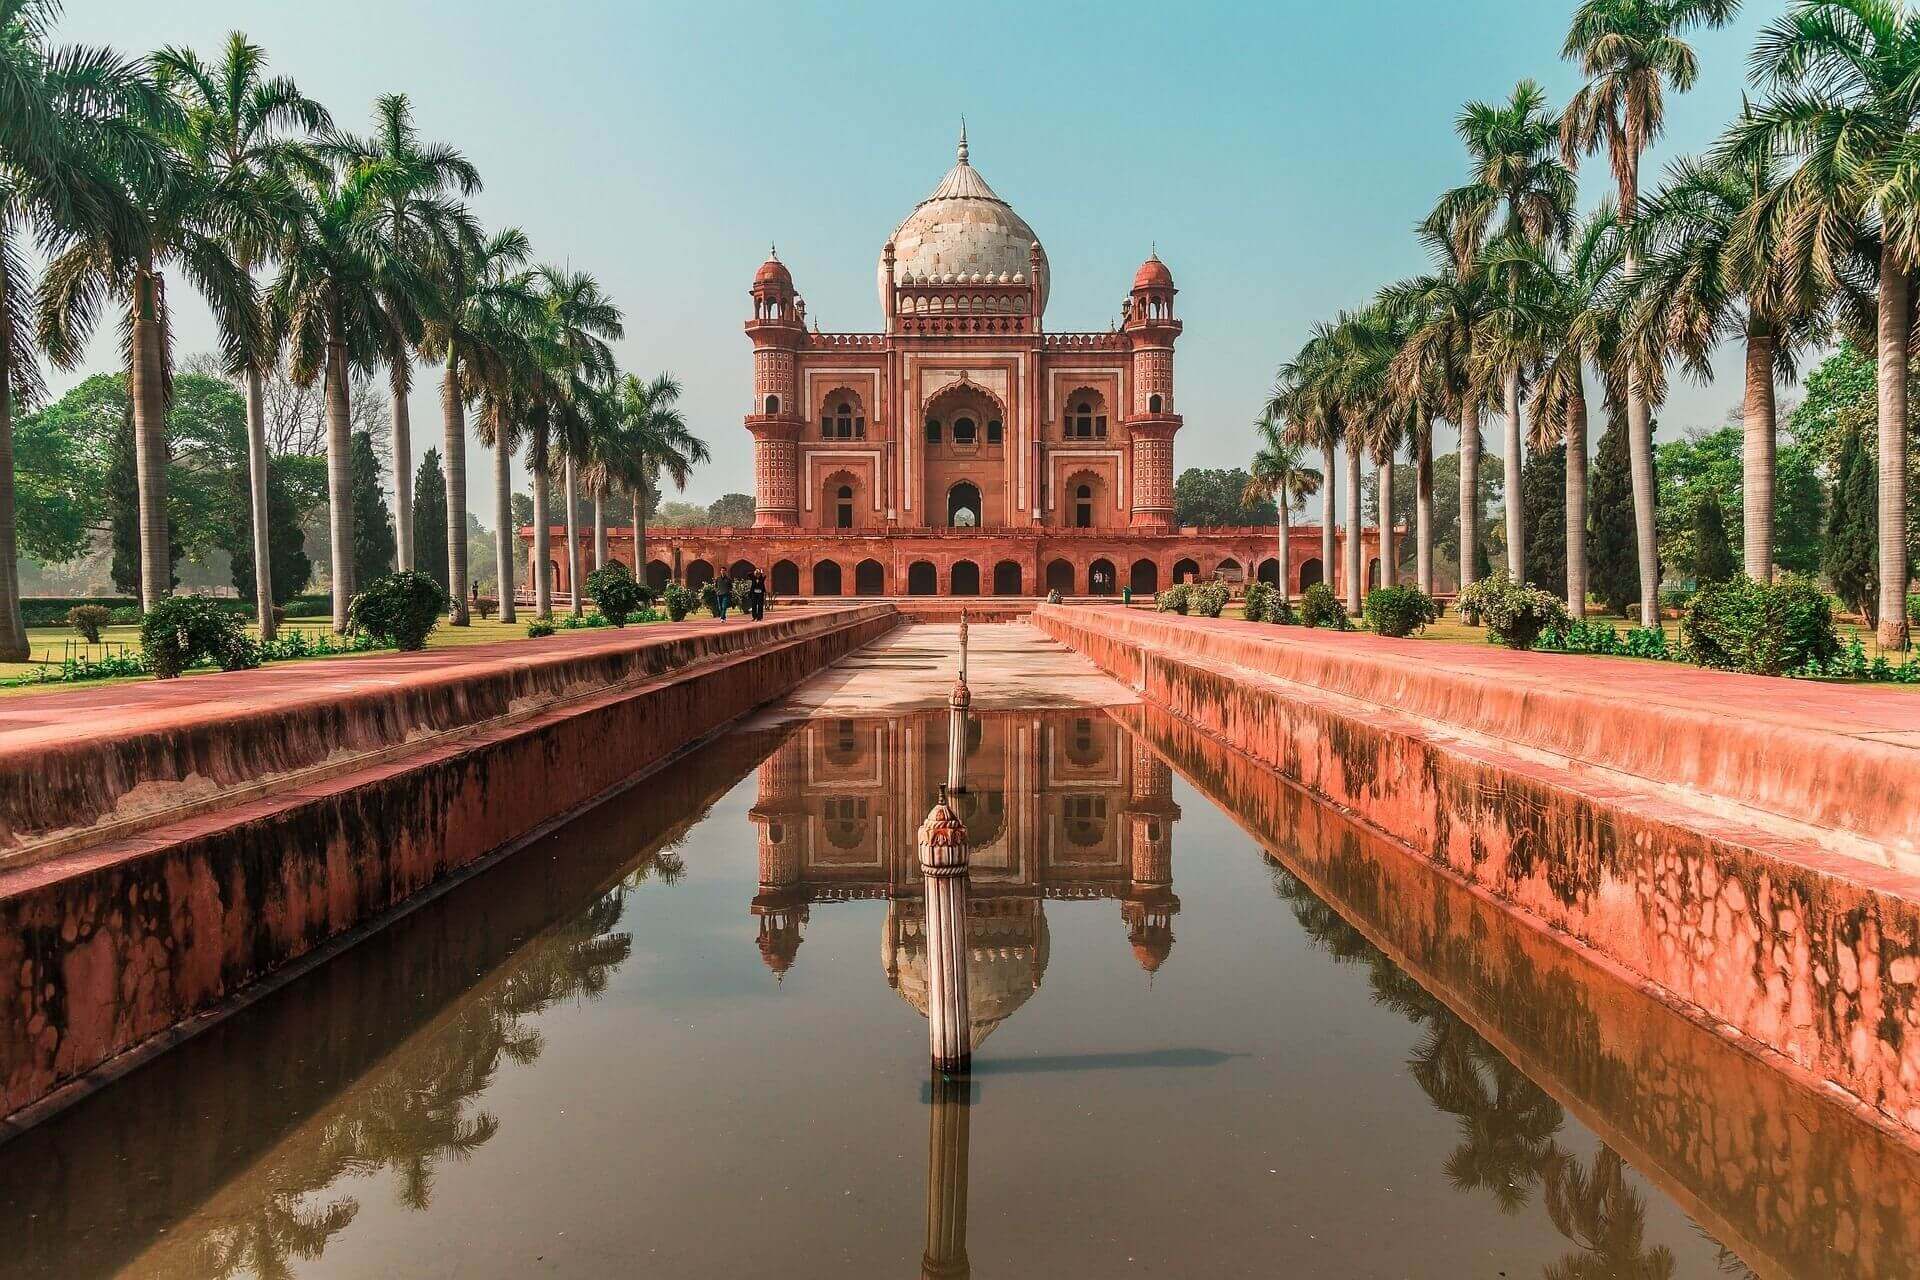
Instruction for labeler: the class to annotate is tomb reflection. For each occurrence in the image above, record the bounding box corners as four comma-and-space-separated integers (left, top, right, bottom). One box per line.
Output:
750, 710, 1182, 1046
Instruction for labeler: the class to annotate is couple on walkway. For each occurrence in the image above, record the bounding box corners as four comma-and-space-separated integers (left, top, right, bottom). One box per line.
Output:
712, 572, 767, 623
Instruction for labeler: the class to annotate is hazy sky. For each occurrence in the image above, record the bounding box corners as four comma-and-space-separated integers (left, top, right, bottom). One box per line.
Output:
51, 0, 1782, 518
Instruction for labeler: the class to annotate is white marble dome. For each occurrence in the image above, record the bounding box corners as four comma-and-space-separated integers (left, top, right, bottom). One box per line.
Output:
879, 130, 1048, 317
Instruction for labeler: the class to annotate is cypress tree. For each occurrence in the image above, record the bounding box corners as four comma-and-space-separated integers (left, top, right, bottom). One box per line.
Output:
413, 447, 451, 595
1824, 424, 1878, 624
1691, 495, 1736, 585
1589, 408, 1638, 616
228, 458, 313, 606
1521, 444, 1566, 593
350, 430, 397, 591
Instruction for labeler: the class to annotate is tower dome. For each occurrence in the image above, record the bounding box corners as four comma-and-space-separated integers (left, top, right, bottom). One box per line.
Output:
879, 124, 1048, 316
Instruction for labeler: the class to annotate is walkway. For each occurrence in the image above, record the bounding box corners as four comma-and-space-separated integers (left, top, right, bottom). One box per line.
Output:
760, 621, 1136, 720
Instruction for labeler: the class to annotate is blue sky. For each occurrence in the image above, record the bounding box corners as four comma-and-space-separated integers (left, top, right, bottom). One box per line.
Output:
55, 0, 1783, 516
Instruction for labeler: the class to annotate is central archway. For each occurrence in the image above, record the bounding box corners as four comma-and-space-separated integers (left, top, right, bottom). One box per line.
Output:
812, 561, 842, 596
950, 560, 980, 596
855, 559, 885, 595
993, 560, 1023, 595
770, 560, 799, 596
907, 560, 937, 595
1088, 558, 1116, 595
947, 482, 981, 528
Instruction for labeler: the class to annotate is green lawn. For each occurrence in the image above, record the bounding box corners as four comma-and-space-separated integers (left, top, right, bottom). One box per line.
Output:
0, 607, 715, 694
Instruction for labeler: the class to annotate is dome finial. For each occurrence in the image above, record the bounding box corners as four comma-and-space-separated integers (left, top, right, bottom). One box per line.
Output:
957, 117, 969, 164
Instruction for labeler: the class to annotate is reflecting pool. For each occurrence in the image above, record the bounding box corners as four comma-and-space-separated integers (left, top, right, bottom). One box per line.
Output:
2, 707, 1915, 1278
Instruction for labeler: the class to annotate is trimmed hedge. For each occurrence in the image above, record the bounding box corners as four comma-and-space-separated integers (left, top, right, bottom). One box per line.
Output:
1363, 585, 1439, 638
1680, 574, 1840, 677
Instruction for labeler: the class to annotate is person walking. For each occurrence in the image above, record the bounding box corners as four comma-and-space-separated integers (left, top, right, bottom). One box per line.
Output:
712, 576, 732, 621
748, 570, 767, 622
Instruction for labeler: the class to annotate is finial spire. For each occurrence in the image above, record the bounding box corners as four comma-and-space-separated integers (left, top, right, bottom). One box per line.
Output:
957, 117, 969, 164
769, 243, 778, 260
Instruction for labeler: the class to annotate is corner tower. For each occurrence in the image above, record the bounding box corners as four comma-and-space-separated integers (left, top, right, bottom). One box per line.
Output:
1124, 250, 1182, 531
746, 248, 804, 527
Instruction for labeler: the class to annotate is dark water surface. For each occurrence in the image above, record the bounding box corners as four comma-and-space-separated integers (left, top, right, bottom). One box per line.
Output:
2, 707, 1914, 1278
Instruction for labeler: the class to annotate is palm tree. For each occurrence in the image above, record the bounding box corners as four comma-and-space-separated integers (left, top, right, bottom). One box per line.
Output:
532, 265, 621, 618
268, 165, 414, 631
617, 370, 704, 580
38, 50, 265, 614
421, 224, 523, 624
465, 264, 540, 625
1562, 0, 1741, 627
1637, 146, 1830, 583
330, 93, 478, 574
1427, 79, 1577, 584
1386, 239, 1499, 594
1736, 0, 1917, 646
1510, 208, 1631, 617
1246, 410, 1321, 603
0, 0, 154, 658
1272, 319, 1350, 600
151, 33, 328, 640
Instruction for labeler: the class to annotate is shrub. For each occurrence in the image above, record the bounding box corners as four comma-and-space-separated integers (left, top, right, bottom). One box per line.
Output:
1623, 627, 1670, 661
585, 562, 648, 626
1192, 583, 1229, 618
110, 605, 144, 626
282, 597, 330, 619
347, 571, 447, 651
661, 583, 694, 622
527, 618, 556, 638
1362, 586, 1439, 638
1540, 617, 1625, 656
1299, 582, 1350, 630
1267, 596, 1298, 625
1243, 581, 1273, 623
1909, 592, 1920, 627
1680, 574, 1840, 677
1155, 584, 1191, 614
473, 596, 499, 621
139, 596, 254, 679
21, 595, 137, 627
1659, 586, 1695, 614
1456, 573, 1570, 650
67, 604, 112, 644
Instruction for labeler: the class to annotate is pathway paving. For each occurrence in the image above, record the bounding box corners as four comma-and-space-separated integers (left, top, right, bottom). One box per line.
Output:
758, 621, 1135, 721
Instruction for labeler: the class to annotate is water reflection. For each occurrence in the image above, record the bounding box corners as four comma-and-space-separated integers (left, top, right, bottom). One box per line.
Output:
751, 713, 1181, 1047
1, 707, 1913, 1276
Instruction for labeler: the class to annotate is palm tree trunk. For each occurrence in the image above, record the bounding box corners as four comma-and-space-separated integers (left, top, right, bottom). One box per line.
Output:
1504, 366, 1525, 578
1742, 328, 1776, 583
441, 353, 470, 625
1276, 499, 1291, 604
1459, 412, 1482, 592
635, 478, 649, 581
1626, 369, 1660, 626
593, 488, 607, 570
1344, 437, 1363, 614
1378, 454, 1396, 590
390, 354, 414, 572
563, 456, 583, 618
0, 247, 27, 661
1879, 253, 1911, 649
1416, 426, 1434, 597
244, 365, 276, 640
1321, 442, 1337, 592
493, 417, 516, 625
533, 446, 552, 617
324, 337, 355, 634
1565, 392, 1589, 619
130, 270, 171, 613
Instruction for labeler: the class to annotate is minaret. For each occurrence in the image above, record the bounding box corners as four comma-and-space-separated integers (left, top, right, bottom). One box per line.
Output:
919, 783, 972, 1076
750, 731, 810, 976
921, 1074, 973, 1280
746, 247, 803, 527
947, 613, 971, 795
1122, 742, 1182, 974
1124, 249, 1182, 531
